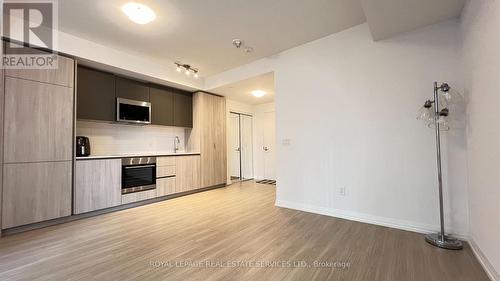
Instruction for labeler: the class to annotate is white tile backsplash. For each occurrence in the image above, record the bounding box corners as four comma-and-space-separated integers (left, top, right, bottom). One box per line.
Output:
76, 121, 188, 155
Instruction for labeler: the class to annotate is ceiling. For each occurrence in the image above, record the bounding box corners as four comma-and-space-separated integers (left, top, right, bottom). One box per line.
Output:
58, 0, 366, 77
56, 0, 466, 93
211, 72, 275, 105
362, 0, 465, 40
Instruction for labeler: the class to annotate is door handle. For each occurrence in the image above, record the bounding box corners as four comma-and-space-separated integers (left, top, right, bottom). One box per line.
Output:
263, 146, 269, 152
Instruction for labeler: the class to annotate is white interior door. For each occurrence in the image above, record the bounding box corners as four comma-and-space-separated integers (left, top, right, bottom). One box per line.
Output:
229, 113, 240, 179
263, 111, 276, 180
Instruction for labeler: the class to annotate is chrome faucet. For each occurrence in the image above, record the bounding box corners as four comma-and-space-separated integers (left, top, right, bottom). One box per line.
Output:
174, 136, 180, 153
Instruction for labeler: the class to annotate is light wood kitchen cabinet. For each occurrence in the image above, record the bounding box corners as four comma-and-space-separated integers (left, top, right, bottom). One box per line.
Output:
3, 77, 74, 163
175, 155, 201, 193
157, 166, 176, 178
1, 50, 75, 229
157, 156, 176, 166
156, 156, 176, 197
5, 50, 75, 88
188, 92, 227, 188
75, 159, 122, 214
2, 162, 72, 229
157, 177, 176, 197
211, 94, 227, 185
0, 43, 4, 235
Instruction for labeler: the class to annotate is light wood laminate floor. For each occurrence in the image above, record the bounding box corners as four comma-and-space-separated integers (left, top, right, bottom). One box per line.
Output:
0, 181, 489, 281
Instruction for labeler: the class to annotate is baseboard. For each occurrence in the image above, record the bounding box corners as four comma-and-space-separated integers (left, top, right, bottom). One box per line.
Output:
275, 199, 467, 238
469, 238, 499, 281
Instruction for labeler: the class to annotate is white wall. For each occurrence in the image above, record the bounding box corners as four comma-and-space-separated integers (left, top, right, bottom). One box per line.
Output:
461, 0, 500, 279
274, 21, 467, 235
76, 121, 187, 156
207, 21, 468, 236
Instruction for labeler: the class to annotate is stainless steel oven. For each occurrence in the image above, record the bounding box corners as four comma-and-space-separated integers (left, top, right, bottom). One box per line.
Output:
122, 157, 156, 194
116, 98, 152, 124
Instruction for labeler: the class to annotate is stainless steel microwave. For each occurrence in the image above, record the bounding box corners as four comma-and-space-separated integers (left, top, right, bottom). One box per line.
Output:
116, 98, 151, 124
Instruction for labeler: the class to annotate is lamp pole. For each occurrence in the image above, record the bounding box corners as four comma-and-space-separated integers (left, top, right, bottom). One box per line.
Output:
424, 82, 463, 250
433, 81, 446, 243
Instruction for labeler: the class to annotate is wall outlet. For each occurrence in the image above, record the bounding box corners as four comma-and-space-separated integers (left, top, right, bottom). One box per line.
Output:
339, 186, 346, 196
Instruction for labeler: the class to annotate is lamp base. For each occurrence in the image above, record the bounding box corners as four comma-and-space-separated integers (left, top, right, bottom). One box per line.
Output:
425, 233, 463, 250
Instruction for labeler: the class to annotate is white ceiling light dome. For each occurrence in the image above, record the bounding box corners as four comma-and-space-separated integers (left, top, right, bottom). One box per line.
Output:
251, 90, 266, 98
122, 2, 156, 25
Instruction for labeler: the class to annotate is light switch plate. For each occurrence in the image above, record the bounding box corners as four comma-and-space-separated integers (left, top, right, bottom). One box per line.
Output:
282, 139, 291, 146
339, 186, 346, 196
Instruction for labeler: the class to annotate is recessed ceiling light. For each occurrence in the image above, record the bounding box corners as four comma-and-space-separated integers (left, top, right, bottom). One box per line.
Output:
251, 90, 266, 98
122, 2, 156, 25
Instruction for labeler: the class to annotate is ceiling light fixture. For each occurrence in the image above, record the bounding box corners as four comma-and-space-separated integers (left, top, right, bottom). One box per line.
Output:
174, 62, 199, 79
122, 2, 156, 25
232, 39, 254, 54
251, 90, 266, 98
232, 39, 243, 48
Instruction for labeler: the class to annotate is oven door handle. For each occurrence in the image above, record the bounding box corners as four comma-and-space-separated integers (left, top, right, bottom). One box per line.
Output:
124, 165, 156, 169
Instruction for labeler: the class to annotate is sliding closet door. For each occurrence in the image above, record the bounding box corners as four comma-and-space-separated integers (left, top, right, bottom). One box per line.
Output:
240, 115, 253, 180
229, 113, 241, 181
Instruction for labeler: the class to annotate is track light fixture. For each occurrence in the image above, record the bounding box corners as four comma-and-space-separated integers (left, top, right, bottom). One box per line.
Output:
174, 62, 199, 78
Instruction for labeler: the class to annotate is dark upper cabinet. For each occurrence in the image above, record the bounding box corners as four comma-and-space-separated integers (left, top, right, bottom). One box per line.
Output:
76, 66, 192, 128
150, 86, 174, 126
77, 66, 116, 122
173, 92, 193, 128
115, 77, 150, 102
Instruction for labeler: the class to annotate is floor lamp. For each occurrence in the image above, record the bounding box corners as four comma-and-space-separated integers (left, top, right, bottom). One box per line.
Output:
416, 82, 463, 250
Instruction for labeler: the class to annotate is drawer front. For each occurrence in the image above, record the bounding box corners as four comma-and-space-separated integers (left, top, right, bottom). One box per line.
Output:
157, 166, 176, 178
121, 189, 157, 205
157, 157, 175, 166
157, 177, 176, 197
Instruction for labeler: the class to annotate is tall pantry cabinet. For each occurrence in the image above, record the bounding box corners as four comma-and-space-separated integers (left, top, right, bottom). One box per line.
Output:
0, 43, 75, 229
0, 41, 4, 236
188, 92, 227, 188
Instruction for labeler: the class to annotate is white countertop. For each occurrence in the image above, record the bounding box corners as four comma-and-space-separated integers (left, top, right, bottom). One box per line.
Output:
76, 152, 201, 160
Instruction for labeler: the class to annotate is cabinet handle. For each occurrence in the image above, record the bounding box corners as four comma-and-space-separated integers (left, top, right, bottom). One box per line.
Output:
124, 165, 156, 169
213, 143, 216, 149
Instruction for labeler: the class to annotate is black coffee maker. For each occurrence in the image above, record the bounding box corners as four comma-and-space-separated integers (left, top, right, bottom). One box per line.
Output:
76, 136, 91, 157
